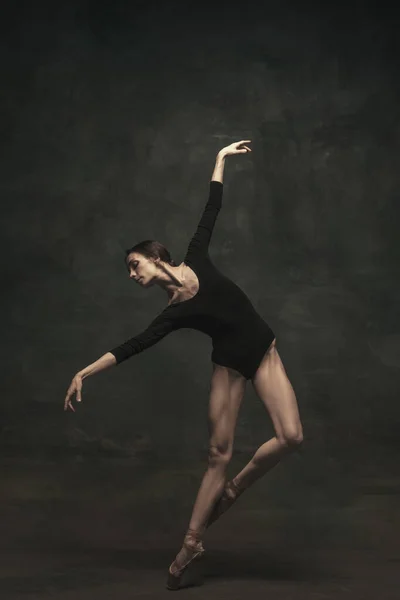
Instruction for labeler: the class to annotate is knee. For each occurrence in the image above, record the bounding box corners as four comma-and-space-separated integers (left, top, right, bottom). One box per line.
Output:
207, 443, 232, 467
278, 425, 304, 449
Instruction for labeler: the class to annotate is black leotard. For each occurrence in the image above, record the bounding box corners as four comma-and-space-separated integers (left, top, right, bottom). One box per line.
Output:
109, 181, 275, 379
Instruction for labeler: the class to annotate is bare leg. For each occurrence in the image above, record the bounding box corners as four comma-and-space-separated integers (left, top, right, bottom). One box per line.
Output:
205, 437, 292, 528
168, 365, 246, 576
168, 456, 229, 577
232, 436, 295, 491
207, 341, 303, 527
237, 344, 303, 488
188, 453, 230, 533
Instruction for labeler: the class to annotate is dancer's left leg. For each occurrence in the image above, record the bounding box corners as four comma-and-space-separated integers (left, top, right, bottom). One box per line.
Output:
206, 340, 303, 528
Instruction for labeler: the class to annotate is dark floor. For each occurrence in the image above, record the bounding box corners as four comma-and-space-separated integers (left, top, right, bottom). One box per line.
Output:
1, 458, 399, 599
1, 538, 399, 599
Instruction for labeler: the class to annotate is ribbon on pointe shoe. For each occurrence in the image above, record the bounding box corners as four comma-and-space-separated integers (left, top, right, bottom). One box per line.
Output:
206, 479, 243, 528
166, 528, 205, 589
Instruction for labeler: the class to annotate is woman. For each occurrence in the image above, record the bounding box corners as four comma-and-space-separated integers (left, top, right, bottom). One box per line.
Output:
64, 140, 303, 590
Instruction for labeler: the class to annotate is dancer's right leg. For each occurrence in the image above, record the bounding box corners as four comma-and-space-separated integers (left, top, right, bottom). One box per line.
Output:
168, 365, 246, 579
187, 364, 247, 533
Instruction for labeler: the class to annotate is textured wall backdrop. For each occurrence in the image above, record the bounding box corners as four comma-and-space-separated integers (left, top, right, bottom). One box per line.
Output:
1, 2, 399, 508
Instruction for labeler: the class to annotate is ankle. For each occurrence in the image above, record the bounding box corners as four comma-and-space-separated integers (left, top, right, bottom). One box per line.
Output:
184, 527, 204, 549
231, 477, 245, 495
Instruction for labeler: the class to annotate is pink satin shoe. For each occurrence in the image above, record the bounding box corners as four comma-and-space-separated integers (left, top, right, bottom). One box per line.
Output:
166, 529, 206, 590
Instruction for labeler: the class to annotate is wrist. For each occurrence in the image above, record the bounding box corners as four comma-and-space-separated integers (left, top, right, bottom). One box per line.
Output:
217, 150, 227, 160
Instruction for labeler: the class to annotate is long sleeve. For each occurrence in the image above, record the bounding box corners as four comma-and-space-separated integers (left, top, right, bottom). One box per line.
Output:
109, 311, 176, 364
184, 180, 223, 263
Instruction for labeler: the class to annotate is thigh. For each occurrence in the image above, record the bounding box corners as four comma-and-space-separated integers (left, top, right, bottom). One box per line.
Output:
251, 342, 302, 440
207, 364, 247, 455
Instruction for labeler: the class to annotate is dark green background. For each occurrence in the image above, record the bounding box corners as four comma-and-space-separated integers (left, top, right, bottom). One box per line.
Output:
1, 2, 399, 596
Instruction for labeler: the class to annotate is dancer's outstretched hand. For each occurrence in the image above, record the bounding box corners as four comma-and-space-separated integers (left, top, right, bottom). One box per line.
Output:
220, 140, 252, 156
64, 373, 83, 412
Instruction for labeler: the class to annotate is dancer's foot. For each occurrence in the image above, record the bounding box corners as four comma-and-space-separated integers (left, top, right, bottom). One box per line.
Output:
166, 528, 205, 590
206, 479, 244, 528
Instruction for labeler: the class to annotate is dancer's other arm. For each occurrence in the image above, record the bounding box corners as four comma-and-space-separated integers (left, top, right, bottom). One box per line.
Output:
64, 353, 117, 412
64, 312, 175, 412
79, 353, 117, 379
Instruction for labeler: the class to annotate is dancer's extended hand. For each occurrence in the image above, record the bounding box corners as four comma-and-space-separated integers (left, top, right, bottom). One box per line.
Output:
64, 373, 83, 412
220, 140, 252, 156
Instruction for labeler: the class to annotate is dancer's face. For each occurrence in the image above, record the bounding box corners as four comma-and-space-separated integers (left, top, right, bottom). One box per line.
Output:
126, 252, 159, 287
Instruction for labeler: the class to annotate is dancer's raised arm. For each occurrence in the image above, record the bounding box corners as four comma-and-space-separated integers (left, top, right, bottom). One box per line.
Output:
212, 140, 251, 182
185, 140, 252, 262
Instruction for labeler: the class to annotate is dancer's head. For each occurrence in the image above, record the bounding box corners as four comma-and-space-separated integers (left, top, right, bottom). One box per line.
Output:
125, 240, 177, 288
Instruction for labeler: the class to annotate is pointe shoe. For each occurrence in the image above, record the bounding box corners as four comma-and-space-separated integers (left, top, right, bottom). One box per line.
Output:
206, 479, 243, 528
166, 530, 205, 591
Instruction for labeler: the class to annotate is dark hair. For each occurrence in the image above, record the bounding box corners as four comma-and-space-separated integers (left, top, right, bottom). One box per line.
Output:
124, 240, 176, 267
